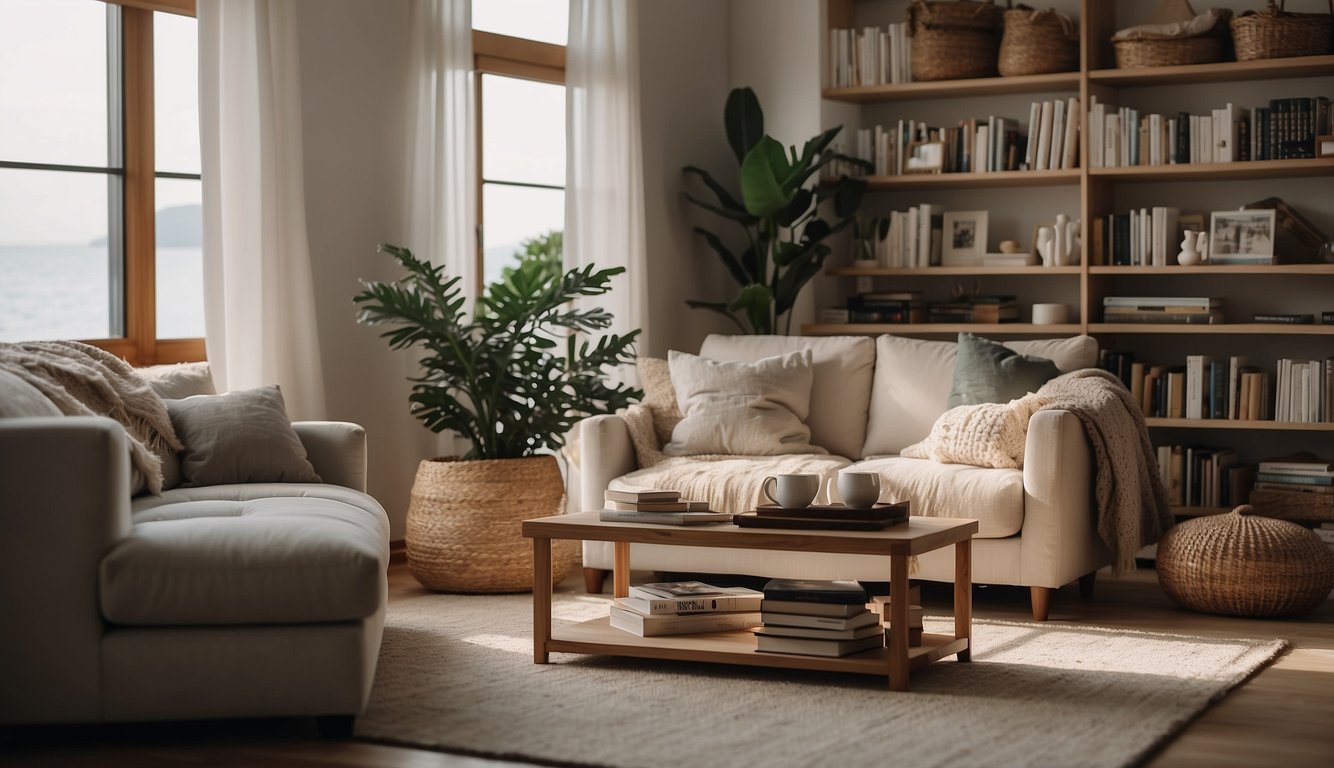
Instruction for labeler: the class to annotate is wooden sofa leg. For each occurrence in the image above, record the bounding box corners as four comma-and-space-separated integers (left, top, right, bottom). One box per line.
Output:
1030, 586, 1052, 621
1078, 571, 1097, 599
583, 567, 608, 594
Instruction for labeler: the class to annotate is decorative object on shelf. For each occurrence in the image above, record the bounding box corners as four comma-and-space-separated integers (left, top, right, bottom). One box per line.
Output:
1156, 505, 1334, 618
1230, 0, 1334, 62
1209, 209, 1277, 264
1242, 197, 1330, 263
998, 6, 1078, 76
1320, 135, 1334, 158
941, 210, 989, 266
1033, 213, 1080, 267
1111, 7, 1232, 68
354, 244, 641, 592
998, 239, 1022, 254
1031, 303, 1068, 325
682, 87, 868, 335
1177, 230, 1207, 266
904, 140, 946, 173
907, 0, 1004, 81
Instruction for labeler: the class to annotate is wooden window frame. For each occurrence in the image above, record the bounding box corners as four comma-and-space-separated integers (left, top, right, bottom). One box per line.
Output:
472, 29, 567, 298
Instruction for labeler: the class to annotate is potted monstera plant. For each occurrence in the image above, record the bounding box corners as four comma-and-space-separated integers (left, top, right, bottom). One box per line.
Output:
354, 242, 640, 592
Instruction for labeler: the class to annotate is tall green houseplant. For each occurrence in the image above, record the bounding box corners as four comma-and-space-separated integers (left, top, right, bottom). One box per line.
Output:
684, 87, 870, 334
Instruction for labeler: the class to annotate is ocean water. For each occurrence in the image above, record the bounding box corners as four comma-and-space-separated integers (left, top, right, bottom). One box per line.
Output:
0, 245, 203, 342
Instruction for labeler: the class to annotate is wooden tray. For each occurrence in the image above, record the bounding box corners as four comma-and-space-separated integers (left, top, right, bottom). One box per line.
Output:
734, 512, 910, 531
755, 500, 911, 522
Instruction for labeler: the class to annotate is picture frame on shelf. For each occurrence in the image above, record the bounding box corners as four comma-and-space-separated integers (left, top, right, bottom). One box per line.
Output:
904, 140, 945, 174
941, 211, 988, 266
1209, 209, 1277, 264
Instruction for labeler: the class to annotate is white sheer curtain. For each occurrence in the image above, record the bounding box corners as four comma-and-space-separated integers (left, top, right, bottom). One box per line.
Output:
566, 0, 648, 352
406, 0, 477, 315
197, 0, 326, 419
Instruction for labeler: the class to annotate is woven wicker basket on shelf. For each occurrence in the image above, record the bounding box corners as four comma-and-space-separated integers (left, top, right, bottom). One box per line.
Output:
405, 455, 573, 593
1231, 0, 1334, 61
908, 0, 1005, 81
1113, 10, 1233, 68
999, 7, 1079, 76
1156, 505, 1334, 618
1248, 488, 1334, 522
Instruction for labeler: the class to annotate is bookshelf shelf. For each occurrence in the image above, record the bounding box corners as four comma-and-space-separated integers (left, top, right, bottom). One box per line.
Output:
823, 71, 1081, 103
864, 168, 1079, 190
1087, 158, 1334, 182
1089, 265, 1334, 276
828, 265, 1081, 277
1145, 418, 1334, 432
1088, 54, 1334, 88
803, 323, 1084, 336
1171, 506, 1231, 518
1090, 323, 1334, 335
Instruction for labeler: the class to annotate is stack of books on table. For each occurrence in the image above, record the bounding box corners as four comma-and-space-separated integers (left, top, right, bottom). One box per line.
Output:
754, 579, 883, 657
598, 487, 732, 525
1102, 296, 1221, 325
609, 581, 763, 637
733, 500, 909, 531
868, 583, 925, 648
1254, 454, 1333, 494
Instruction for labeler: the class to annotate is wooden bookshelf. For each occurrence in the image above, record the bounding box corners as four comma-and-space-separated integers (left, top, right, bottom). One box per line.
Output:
803, 323, 1084, 336
1088, 54, 1334, 87
823, 71, 1080, 103
828, 265, 1081, 276
1145, 418, 1334, 432
864, 168, 1079, 190
1087, 157, 1334, 182
1091, 324, 1334, 335
1171, 506, 1231, 518
1089, 265, 1334, 276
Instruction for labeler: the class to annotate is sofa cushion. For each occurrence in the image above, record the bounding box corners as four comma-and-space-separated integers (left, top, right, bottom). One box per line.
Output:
699, 334, 876, 460
105, 485, 389, 625
863, 335, 1097, 456
949, 332, 1060, 408
166, 385, 321, 486
611, 454, 852, 515
0, 368, 62, 417
902, 392, 1049, 469
637, 357, 681, 447
849, 456, 1024, 538
136, 361, 216, 400
665, 349, 824, 457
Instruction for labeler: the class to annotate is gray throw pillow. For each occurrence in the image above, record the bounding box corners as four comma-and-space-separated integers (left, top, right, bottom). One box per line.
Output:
166, 385, 321, 487
948, 332, 1060, 409
0, 368, 62, 417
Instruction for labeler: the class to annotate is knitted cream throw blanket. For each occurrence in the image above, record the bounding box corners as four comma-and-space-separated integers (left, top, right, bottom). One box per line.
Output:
1035, 368, 1174, 574
0, 341, 183, 494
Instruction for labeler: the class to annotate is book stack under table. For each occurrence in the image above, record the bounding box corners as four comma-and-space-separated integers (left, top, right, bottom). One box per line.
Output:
599, 486, 732, 525
868, 583, 924, 648
609, 581, 763, 638
755, 579, 883, 658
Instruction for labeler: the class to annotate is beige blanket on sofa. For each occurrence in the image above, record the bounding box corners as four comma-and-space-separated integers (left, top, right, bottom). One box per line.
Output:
0, 341, 182, 494
1036, 368, 1174, 574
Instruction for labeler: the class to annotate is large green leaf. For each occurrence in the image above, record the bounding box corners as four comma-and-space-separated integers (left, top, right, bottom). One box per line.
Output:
682, 165, 749, 216
694, 227, 756, 286
740, 136, 794, 218
729, 283, 774, 335
724, 87, 763, 164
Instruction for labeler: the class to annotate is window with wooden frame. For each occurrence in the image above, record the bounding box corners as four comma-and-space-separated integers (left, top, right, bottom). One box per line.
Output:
0, 0, 202, 365
471, 0, 568, 296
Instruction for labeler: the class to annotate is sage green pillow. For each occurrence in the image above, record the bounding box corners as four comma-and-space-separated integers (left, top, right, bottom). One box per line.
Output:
166, 385, 321, 487
948, 332, 1060, 409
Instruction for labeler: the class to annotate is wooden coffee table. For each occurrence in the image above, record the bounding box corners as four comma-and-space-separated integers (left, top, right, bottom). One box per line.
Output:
522, 512, 978, 691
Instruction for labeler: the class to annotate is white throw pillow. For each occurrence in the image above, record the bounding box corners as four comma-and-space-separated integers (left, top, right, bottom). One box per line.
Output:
901, 393, 1049, 469
664, 349, 826, 457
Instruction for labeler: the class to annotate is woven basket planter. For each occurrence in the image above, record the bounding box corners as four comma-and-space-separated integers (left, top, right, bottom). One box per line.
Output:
999, 8, 1079, 76
909, 0, 1005, 81
406, 455, 572, 593
1157, 505, 1334, 618
1232, 0, 1334, 61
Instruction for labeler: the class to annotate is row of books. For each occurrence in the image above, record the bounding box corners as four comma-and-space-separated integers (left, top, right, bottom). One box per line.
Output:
1100, 296, 1221, 325
598, 486, 731, 525
609, 581, 763, 637
1274, 358, 1334, 424
1155, 444, 1251, 509
830, 292, 1018, 325
828, 24, 912, 88
1088, 95, 1331, 168
873, 204, 941, 268
1100, 207, 1184, 267
850, 99, 1080, 177
1255, 454, 1333, 495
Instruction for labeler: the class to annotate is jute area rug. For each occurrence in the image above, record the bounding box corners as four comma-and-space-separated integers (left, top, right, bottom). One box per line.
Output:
355, 589, 1285, 768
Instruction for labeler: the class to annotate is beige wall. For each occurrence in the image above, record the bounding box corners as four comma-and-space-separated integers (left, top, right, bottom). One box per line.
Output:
295, 0, 433, 539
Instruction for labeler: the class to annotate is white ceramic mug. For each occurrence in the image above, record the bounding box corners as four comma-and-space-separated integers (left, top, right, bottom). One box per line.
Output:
824, 471, 882, 509
762, 473, 820, 509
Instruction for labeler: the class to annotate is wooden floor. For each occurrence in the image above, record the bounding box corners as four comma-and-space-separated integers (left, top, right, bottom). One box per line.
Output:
2, 564, 1332, 767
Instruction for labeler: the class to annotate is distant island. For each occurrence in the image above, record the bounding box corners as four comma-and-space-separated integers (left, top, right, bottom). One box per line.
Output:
89, 204, 202, 247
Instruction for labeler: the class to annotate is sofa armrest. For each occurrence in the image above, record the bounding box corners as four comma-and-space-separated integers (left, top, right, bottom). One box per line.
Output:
577, 414, 636, 514
294, 421, 367, 492
1019, 409, 1107, 588
0, 416, 132, 723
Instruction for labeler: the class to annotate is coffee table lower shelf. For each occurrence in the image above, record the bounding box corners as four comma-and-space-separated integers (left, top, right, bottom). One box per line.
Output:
550, 617, 969, 677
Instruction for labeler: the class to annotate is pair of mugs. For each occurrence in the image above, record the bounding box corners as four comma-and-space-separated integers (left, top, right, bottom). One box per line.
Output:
762, 471, 881, 509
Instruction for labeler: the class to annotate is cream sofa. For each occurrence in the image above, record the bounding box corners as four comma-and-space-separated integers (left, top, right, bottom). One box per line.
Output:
0, 368, 389, 733
578, 333, 1107, 621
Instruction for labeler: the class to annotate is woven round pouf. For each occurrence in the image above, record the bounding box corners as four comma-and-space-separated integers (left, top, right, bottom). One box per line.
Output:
1157, 505, 1334, 617
406, 455, 572, 593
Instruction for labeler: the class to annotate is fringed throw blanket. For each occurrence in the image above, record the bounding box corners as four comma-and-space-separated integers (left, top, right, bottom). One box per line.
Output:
0, 341, 183, 494
1035, 368, 1174, 574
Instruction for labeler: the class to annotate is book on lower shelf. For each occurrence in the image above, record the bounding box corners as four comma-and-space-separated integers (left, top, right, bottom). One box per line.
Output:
752, 621, 884, 642
608, 605, 762, 637
754, 632, 884, 658
624, 582, 764, 615
759, 609, 881, 632
762, 579, 868, 605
